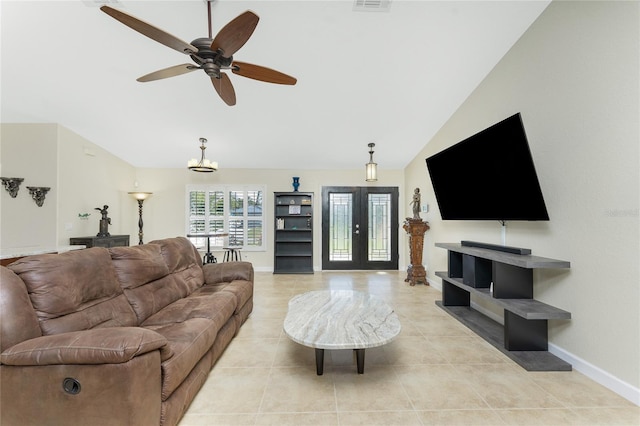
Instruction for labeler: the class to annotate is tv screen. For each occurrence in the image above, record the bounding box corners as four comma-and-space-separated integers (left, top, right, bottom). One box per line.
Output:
425, 113, 549, 221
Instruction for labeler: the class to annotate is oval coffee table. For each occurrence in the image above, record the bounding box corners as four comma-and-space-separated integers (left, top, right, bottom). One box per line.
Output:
283, 290, 401, 375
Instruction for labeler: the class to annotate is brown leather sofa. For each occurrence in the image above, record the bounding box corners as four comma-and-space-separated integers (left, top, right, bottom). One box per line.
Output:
0, 236, 253, 426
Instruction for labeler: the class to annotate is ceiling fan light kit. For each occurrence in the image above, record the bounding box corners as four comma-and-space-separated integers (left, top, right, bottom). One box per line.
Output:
100, 2, 297, 106
188, 138, 218, 173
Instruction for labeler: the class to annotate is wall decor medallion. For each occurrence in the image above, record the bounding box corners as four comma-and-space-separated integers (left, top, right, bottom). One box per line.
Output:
1, 177, 24, 198
26, 186, 51, 207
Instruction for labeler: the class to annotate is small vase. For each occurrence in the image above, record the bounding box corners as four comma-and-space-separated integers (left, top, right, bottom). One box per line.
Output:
292, 177, 300, 192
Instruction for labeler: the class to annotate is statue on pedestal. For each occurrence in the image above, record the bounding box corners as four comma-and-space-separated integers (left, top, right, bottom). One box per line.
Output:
410, 187, 421, 219
95, 205, 111, 237
404, 188, 429, 285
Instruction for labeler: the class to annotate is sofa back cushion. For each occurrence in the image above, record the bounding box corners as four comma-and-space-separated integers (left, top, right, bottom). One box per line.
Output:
109, 239, 204, 324
8, 248, 138, 335
0, 266, 42, 352
149, 236, 205, 295
110, 244, 179, 324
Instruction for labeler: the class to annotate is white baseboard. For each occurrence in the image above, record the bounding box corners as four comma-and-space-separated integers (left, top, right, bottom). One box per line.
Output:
428, 281, 639, 406
548, 343, 640, 406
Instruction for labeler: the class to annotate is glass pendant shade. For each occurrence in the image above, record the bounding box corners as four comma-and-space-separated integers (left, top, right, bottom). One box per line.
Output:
365, 143, 378, 182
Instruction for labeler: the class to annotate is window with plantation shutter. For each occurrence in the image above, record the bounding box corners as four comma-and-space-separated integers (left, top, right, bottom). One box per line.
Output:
186, 185, 265, 251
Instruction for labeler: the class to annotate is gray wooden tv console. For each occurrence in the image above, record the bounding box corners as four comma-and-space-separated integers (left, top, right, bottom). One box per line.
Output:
435, 242, 571, 371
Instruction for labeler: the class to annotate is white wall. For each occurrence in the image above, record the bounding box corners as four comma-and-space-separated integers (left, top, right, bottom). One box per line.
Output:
135, 167, 406, 271
1, 123, 407, 270
404, 0, 639, 398
1, 123, 138, 249
56, 125, 138, 244
0, 124, 58, 248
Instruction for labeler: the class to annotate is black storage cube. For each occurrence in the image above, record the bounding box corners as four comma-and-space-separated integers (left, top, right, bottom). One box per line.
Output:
462, 254, 492, 288
492, 262, 533, 298
448, 251, 463, 278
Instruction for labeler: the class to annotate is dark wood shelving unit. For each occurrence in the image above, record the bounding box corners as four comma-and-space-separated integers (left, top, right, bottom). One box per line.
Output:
435, 242, 571, 371
274, 192, 313, 274
70, 235, 130, 248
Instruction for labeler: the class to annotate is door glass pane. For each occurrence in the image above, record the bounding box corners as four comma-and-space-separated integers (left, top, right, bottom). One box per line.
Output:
368, 193, 391, 261
329, 193, 352, 261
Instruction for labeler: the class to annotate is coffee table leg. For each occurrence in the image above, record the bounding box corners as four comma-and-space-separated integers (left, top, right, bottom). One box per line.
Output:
315, 348, 324, 375
355, 349, 365, 374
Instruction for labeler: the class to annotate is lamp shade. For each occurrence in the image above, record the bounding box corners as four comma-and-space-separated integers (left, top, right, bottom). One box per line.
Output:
365, 142, 378, 182
365, 162, 377, 182
128, 192, 152, 201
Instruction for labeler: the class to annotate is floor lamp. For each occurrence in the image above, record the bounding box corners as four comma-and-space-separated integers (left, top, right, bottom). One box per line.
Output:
128, 192, 152, 245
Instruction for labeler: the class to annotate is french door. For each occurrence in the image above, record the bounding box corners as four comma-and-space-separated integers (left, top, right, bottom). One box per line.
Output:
321, 186, 399, 270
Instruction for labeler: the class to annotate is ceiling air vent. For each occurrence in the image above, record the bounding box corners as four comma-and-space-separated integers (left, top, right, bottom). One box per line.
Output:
82, 0, 122, 7
353, 0, 391, 12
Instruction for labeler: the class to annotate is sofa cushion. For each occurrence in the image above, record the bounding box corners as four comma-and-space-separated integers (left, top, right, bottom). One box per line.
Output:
142, 290, 236, 330
110, 245, 182, 324
149, 237, 205, 295
8, 248, 138, 335
192, 280, 253, 315
1, 327, 170, 365
110, 240, 207, 324
109, 244, 170, 289
0, 266, 42, 352
149, 237, 202, 274
143, 318, 219, 400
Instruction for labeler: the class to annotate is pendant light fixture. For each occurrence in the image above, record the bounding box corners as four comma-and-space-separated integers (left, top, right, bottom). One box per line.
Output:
188, 138, 218, 172
365, 142, 378, 182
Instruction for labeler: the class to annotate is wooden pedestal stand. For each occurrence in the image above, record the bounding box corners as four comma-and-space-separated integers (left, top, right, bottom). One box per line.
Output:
403, 218, 430, 286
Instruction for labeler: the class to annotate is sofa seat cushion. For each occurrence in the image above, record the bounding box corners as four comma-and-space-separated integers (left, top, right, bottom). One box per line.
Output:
8, 248, 138, 335
141, 291, 237, 330
143, 318, 220, 400
193, 280, 253, 315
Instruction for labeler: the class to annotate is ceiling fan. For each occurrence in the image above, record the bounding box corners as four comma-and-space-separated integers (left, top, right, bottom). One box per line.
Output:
100, 2, 297, 106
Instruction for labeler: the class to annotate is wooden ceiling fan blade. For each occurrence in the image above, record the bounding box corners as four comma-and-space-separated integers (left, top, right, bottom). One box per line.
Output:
211, 73, 237, 106
231, 61, 297, 85
100, 6, 197, 55
137, 64, 198, 82
210, 11, 259, 57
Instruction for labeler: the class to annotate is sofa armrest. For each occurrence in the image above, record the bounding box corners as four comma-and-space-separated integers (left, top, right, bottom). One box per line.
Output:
203, 261, 254, 285
0, 327, 170, 366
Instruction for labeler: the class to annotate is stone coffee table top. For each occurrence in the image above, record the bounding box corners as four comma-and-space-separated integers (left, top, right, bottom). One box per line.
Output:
283, 290, 401, 374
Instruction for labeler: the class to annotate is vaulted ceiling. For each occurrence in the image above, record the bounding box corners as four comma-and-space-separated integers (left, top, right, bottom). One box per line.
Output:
1, 0, 550, 170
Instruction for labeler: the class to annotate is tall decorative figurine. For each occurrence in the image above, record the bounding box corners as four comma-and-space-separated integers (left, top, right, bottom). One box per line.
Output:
95, 205, 111, 237
292, 176, 300, 192
403, 188, 429, 286
410, 188, 421, 219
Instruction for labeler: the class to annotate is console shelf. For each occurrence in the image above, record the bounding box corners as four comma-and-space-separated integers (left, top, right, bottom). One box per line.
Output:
435, 243, 571, 371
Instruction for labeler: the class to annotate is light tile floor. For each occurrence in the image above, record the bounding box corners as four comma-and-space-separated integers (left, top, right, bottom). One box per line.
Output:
179, 271, 639, 425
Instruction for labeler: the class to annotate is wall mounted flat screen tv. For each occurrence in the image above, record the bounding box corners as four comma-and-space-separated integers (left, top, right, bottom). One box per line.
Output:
425, 113, 549, 221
